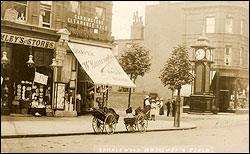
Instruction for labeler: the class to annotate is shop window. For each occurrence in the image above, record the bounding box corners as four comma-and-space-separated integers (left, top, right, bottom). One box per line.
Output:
241, 20, 244, 35
40, 1, 52, 28
95, 6, 105, 21
13, 1, 27, 23
205, 17, 215, 33
225, 17, 233, 33
69, 1, 80, 15
225, 46, 232, 65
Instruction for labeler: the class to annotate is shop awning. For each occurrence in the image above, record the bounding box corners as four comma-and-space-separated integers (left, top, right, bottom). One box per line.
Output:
68, 42, 136, 88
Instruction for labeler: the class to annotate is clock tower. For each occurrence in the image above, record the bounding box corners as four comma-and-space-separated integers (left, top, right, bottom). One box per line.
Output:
189, 31, 215, 113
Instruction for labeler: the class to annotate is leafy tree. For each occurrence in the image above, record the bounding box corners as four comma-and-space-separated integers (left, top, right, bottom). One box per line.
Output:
159, 44, 193, 127
118, 42, 151, 107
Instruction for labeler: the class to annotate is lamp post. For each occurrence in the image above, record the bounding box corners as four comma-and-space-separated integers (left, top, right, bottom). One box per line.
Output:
50, 57, 59, 111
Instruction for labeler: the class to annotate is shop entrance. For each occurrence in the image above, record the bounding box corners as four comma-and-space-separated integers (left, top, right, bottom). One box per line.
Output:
219, 90, 229, 112
9, 44, 53, 115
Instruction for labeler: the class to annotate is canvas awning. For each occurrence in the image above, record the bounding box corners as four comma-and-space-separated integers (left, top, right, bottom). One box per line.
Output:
68, 42, 136, 88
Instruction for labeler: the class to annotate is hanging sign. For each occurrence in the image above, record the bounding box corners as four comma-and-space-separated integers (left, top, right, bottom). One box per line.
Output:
34, 72, 48, 85
1, 76, 3, 85
1, 32, 55, 49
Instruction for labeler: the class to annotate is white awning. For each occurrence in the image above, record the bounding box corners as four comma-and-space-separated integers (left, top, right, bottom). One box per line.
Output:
68, 42, 136, 88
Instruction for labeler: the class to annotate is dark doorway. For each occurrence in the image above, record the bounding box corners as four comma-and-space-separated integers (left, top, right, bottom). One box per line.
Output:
219, 90, 229, 112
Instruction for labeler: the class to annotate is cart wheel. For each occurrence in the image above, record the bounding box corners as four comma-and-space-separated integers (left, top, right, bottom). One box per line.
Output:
92, 117, 104, 134
136, 113, 148, 132
125, 123, 136, 133
104, 113, 117, 134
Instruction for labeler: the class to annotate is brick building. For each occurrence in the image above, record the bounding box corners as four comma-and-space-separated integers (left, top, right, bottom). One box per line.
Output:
1, 1, 135, 116
133, 1, 249, 112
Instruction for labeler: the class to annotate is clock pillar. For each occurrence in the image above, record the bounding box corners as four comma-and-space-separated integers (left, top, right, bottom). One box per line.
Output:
189, 32, 215, 113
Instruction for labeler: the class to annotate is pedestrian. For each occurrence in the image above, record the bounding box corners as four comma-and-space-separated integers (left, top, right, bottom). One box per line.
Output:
155, 97, 160, 116
144, 95, 151, 120
150, 99, 157, 121
159, 98, 164, 115
166, 99, 171, 117
172, 99, 176, 117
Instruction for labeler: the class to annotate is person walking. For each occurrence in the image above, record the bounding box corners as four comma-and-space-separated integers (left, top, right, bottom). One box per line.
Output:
144, 95, 151, 120
166, 99, 171, 117
155, 97, 160, 116
159, 98, 164, 116
172, 99, 176, 117
150, 99, 157, 121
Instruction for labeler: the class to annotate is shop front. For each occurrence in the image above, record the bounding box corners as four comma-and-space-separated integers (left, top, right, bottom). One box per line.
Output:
1, 31, 58, 116
211, 68, 249, 112
66, 41, 136, 115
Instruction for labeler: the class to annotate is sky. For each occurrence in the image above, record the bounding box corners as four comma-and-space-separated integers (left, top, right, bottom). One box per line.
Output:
112, 1, 159, 40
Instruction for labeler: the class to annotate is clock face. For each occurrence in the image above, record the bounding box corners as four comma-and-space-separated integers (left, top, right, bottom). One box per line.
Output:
206, 49, 211, 60
196, 49, 205, 60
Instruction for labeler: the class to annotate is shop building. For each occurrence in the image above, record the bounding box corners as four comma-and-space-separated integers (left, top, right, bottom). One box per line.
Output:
1, 1, 135, 116
132, 1, 249, 112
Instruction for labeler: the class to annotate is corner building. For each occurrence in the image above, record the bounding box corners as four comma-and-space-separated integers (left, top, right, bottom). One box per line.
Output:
139, 1, 249, 112
1, 1, 135, 116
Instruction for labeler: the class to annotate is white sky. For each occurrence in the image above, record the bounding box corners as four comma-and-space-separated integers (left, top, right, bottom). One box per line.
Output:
112, 1, 159, 40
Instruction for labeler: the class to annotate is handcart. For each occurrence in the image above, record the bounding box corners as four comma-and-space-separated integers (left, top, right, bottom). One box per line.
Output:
90, 107, 119, 134
124, 107, 148, 132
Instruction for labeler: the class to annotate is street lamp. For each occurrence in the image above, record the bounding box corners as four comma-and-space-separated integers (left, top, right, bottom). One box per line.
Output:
26, 46, 35, 68
1, 42, 9, 68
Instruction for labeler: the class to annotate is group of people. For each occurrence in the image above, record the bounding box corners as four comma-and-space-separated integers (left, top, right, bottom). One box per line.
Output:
144, 96, 177, 121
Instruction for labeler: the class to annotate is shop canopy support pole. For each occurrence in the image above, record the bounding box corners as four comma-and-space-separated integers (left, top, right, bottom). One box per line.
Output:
128, 88, 131, 108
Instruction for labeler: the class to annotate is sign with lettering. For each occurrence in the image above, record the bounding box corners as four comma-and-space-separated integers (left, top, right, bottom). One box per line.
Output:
68, 42, 136, 88
34, 72, 48, 85
4, 8, 18, 22
1, 33, 55, 49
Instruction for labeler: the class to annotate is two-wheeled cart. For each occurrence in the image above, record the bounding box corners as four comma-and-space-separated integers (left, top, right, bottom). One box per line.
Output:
90, 107, 119, 134
124, 107, 148, 132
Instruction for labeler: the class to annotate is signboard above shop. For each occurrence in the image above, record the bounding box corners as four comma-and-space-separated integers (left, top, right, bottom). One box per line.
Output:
1, 32, 56, 49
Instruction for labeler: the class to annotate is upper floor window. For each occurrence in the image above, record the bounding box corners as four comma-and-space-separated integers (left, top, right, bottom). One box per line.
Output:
241, 20, 244, 35
205, 17, 215, 33
240, 47, 243, 66
95, 7, 105, 21
14, 1, 27, 23
69, 1, 80, 15
40, 1, 52, 28
225, 46, 232, 65
225, 17, 233, 33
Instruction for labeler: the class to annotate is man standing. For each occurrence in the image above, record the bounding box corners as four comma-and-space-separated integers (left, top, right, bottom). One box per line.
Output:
166, 99, 171, 117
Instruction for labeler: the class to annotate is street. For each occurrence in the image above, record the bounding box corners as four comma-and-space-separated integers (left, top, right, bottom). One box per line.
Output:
1, 114, 249, 153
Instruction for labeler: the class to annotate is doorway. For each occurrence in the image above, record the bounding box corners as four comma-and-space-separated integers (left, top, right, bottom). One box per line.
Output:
219, 90, 229, 112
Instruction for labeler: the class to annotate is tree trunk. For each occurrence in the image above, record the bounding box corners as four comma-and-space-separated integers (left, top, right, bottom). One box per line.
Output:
128, 74, 133, 108
174, 88, 181, 127
128, 88, 131, 108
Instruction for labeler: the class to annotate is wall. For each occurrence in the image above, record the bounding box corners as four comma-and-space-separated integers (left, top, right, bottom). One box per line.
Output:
108, 91, 147, 111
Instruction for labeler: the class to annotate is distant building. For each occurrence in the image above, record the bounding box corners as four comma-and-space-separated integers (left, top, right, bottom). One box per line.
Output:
136, 1, 249, 111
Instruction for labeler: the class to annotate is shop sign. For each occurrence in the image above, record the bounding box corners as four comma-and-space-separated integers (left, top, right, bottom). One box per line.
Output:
218, 72, 236, 77
67, 14, 108, 32
68, 42, 136, 88
34, 72, 48, 85
1, 32, 55, 49
4, 8, 18, 22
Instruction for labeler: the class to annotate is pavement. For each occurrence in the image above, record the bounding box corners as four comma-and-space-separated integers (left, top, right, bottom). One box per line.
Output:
1, 111, 197, 138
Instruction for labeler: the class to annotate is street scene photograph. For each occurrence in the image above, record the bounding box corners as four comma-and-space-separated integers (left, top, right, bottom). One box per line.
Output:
1, 1, 249, 153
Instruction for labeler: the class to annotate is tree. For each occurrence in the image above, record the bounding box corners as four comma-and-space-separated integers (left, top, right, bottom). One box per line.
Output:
159, 44, 193, 127
118, 42, 151, 108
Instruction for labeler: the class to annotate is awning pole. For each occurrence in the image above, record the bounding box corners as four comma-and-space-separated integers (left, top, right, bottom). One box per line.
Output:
94, 84, 96, 108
